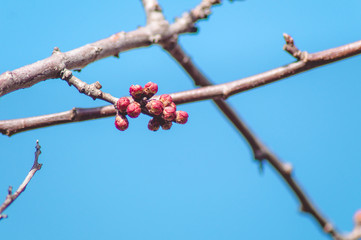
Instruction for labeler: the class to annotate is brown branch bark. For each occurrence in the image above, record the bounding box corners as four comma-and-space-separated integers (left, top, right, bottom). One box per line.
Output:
0, 0, 220, 97
1, 36, 361, 137
0, 140, 42, 220
161, 40, 342, 239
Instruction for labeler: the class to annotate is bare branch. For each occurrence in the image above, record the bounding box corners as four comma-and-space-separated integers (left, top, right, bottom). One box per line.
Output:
161, 40, 342, 239
1, 36, 361, 136
0, 140, 42, 220
0, 0, 221, 97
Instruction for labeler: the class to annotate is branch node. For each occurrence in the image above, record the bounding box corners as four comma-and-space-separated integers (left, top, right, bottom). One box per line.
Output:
323, 223, 334, 233
60, 69, 73, 81
282, 162, 293, 175
254, 149, 266, 160
7, 186, 13, 195
150, 34, 162, 43
52, 47, 61, 55
70, 108, 77, 121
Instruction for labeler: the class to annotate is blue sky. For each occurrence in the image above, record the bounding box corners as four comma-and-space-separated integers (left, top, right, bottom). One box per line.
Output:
1, 0, 361, 239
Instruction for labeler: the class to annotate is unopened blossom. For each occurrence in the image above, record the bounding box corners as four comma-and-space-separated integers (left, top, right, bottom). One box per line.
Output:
162, 106, 176, 121
148, 118, 161, 131
143, 82, 158, 98
146, 100, 164, 116
159, 94, 173, 107
129, 85, 144, 99
161, 121, 172, 130
116, 97, 130, 112
115, 114, 129, 131
175, 111, 188, 124
126, 102, 141, 118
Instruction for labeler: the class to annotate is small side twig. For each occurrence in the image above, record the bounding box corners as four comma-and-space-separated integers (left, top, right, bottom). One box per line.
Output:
60, 69, 118, 104
283, 33, 306, 60
0, 140, 43, 220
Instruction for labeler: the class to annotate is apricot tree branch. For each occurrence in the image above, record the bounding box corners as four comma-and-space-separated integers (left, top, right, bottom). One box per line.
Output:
0, 140, 42, 220
0, 0, 221, 97
1, 36, 361, 137
161, 40, 342, 239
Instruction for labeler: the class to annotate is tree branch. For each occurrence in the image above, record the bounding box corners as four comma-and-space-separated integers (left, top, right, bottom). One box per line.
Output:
161, 40, 342, 239
1, 36, 361, 137
0, 140, 42, 220
0, 0, 221, 97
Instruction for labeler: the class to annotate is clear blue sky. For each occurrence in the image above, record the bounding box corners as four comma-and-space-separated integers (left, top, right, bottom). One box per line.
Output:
1, 1, 361, 239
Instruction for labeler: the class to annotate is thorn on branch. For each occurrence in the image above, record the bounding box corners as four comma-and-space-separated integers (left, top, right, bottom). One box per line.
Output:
7, 186, 13, 195
52, 47, 61, 55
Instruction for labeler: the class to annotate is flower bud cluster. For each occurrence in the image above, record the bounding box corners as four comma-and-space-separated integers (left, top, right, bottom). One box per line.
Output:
114, 82, 189, 132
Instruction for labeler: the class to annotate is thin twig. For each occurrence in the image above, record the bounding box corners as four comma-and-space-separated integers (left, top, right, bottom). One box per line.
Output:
0, 0, 221, 97
0, 140, 42, 220
161, 40, 342, 239
1, 36, 361, 136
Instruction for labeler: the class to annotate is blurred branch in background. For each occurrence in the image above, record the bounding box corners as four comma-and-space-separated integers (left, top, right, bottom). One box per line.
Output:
0, 141, 42, 220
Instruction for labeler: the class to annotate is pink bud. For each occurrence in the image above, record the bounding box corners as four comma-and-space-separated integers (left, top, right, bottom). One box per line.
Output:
116, 97, 130, 112
126, 102, 141, 118
170, 102, 177, 110
129, 84, 144, 99
146, 100, 164, 116
162, 106, 176, 121
114, 114, 129, 131
175, 111, 188, 124
148, 118, 161, 131
354, 209, 361, 225
161, 121, 172, 130
143, 82, 158, 98
159, 94, 173, 107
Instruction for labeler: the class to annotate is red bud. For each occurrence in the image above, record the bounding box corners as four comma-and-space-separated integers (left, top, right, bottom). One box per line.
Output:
175, 111, 188, 124
115, 114, 129, 131
146, 100, 164, 116
129, 85, 144, 99
148, 118, 161, 131
116, 97, 130, 112
126, 102, 141, 118
143, 82, 158, 98
161, 121, 172, 130
159, 94, 173, 107
162, 106, 176, 121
